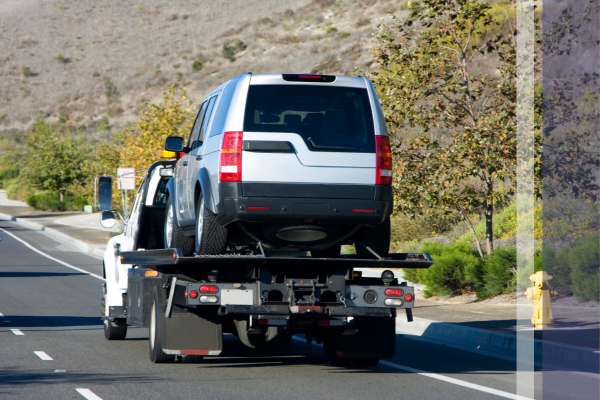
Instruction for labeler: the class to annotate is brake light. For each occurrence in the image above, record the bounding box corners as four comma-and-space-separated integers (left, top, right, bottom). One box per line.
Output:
189, 290, 199, 299
404, 293, 413, 302
200, 286, 218, 293
375, 135, 393, 185
219, 131, 243, 182
385, 288, 403, 296
282, 74, 336, 83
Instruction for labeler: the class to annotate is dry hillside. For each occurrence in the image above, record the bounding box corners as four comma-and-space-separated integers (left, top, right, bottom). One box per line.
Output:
0, 0, 407, 136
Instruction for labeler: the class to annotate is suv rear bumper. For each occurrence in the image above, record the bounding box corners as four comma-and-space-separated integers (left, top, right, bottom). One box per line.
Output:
216, 182, 393, 227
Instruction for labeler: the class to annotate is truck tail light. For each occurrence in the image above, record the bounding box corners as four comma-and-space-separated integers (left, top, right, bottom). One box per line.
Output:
200, 285, 218, 293
384, 298, 403, 306
219, 131, 243, 182
189, 290, 199, 299
375, 135, 392, 185
385, 288, 403, 296
404, 293, 413, 302
200, 296, 219, 303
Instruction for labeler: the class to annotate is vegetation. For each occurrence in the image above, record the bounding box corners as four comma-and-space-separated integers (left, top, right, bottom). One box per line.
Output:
192, 60, 203, 72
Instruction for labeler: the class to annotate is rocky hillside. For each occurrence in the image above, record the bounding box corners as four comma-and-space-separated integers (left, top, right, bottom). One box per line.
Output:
0, 0, 406, 136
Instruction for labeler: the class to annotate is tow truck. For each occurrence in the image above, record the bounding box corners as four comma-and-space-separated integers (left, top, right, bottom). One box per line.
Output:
98, 159, 433, 366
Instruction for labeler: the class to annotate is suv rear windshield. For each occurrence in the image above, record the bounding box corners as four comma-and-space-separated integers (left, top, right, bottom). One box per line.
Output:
243, 85, 375, 153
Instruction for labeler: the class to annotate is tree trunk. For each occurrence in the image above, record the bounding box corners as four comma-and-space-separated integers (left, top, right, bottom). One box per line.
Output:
485, 181, 494, 257
59, 192, 64, 202
463, 214, 484, 260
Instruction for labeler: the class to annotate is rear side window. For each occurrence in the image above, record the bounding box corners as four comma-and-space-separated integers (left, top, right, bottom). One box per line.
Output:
243, 85, 375, 153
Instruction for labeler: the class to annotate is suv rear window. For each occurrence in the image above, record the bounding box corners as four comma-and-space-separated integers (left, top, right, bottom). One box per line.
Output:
243, 85, 375, 153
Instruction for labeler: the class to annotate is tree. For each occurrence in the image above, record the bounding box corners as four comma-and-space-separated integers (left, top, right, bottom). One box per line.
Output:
21, 118, 90, 201
115, 84, 194, 174
368, 0, 517, 258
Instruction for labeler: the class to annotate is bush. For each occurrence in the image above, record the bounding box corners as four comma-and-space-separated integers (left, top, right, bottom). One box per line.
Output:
326, 26, 338, 34
26, 191, 88, 211
192, 60, 203, 72
416, 242, 482, 297
477, 247, 516, 299
7, 179, 35, 201
568, 235, 599, 302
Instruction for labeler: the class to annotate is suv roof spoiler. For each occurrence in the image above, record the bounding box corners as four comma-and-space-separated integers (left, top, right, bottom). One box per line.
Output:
282, 74, 336, 83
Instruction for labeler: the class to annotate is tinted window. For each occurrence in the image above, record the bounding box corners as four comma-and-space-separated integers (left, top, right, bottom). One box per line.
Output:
188, 101, 207, 148
243, 85, 375, 153
198, 96, 217, 143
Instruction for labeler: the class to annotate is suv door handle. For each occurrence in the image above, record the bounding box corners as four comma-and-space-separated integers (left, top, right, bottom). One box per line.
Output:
196, 155, 203, 161
182, 161, 188, 166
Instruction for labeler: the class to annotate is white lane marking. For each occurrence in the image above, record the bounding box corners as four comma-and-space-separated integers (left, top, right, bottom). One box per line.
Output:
76, 388, 103, 400
10, 329, 24, 335
0, 312, 4, 317
34, 351, 53, 360
291, 336, 533, 400
55, 369, 67, 373
0, 228, 104, 281
378, 361, 534, 400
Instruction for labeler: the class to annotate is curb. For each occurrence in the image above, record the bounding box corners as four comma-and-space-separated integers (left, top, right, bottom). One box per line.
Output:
396, 315, 600, 371
0, 212, 107, 257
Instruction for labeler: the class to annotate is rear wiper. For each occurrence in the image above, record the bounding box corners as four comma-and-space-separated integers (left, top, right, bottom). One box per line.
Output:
307, 137, 359, 151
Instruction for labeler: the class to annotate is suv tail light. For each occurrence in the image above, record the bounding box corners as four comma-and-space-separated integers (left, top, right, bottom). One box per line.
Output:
219, 131, 243, 182
375, 135, 393, 185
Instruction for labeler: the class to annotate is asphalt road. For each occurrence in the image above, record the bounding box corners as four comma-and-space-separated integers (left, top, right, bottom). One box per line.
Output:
0, 220, 593, 400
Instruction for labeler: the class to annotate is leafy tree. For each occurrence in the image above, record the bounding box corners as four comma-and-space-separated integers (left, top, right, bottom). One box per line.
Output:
115, 84, 194, 174
368, 0, 517, 258
21, 118, 90, 201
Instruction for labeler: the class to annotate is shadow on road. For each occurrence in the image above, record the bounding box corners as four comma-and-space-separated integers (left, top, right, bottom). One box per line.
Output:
0, 272, 86, 278
0, 316, 102, 328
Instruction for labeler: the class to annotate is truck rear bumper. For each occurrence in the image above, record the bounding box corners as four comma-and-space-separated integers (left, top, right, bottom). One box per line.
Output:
216, 182, 393, 227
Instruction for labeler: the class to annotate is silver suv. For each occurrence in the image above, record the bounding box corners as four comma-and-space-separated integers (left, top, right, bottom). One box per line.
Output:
163, 73, 393, 258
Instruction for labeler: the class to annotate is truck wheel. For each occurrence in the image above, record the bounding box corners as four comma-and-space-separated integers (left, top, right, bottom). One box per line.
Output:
102, 286, 127, 340
353, 358, 380, 367
311, 244, 341, 258
195, 194, 227, 255
104, 320, 127, 340
164, 197, 194, 256
149, 287, 175, 363
323, 337, 351, 366
179, 355, 204, 363
355, 218, 391, 259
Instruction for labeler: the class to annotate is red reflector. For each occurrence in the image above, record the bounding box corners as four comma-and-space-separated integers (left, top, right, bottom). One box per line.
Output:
179, 152, 185, 158
173, 252, 178, 260
219, 131, 243, 182
184, 291, 188, 298
189, 290, 199, 299
376, 135, 393, 185
352, 209, 374, 213
258, 319, 269, 325
200, 286, 218, 293
385, 288, 403, 296
304, 218, 314, 222
336, 351, 344, 358
318, 320, 331, 326
247, 206, 269, 210
404, 293, 413, 302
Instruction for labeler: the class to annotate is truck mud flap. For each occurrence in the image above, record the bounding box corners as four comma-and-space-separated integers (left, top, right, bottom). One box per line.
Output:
336, 317, 396, 360
165, 309, 222, 354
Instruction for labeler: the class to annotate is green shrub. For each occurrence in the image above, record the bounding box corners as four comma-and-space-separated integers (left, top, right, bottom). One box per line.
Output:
477, 247, 516, 299
192, 60, 203, 72
544, 244, 572, 296
568, 235, 599, 302
26, 191, 88, 211
416, 242, 482, 297
326, 26, 338, 34
7, 179, 35, 201
340, 32, 351, 38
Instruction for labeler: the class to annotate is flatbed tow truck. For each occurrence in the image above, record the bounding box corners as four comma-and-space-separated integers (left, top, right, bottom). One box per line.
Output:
99, 161, 433, 366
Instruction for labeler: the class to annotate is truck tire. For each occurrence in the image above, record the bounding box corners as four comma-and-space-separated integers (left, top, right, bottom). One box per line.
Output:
104, 320, 127, 340
323, 336, 351, 366
311, 244, 341, 258
179, 355, 204, 363
102, 285, 127, 340
353, 358, 380, 367
355, 218, 391, 259
149, 287, 175, 363
195, 194, 227, 255
164, 197, 194, 256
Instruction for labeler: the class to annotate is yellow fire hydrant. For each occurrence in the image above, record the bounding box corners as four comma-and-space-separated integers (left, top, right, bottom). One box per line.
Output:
524, 271, 556, 328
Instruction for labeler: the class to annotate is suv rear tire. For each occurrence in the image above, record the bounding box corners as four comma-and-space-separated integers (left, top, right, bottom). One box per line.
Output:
195, 194, 228, 255
355, 218, 390, 259
164, 197, 194, 256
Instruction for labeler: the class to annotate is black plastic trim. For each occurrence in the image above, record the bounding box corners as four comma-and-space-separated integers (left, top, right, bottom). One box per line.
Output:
243, 141, 295, 153
242, 183, 375, 199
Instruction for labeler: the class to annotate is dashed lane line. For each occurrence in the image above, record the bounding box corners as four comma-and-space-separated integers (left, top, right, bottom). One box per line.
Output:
0, 227, 104, 281
76, 388, 103, 400
291, 336, 533, 400
10, 329, 24, 335
34, 351, 53, 360
0, 312, 3, 317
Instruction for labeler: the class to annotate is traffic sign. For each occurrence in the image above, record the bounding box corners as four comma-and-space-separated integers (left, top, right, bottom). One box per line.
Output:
117, 168, 136, 190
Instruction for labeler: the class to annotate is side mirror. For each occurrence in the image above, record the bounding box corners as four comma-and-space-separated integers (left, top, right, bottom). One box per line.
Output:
160, 168, 174, 177
99, 210, 117, 228
165, 136, 184, 152
97, 176, 113, 211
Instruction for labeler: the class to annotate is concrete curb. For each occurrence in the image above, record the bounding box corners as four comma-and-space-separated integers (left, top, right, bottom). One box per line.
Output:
397, 315, 600, 371
0, 212, 107, 257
